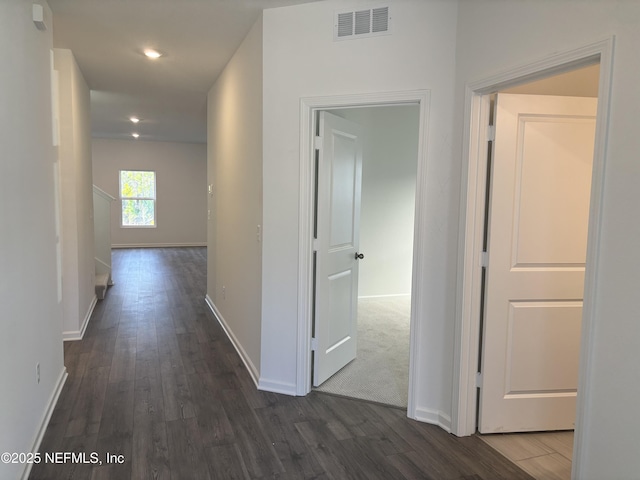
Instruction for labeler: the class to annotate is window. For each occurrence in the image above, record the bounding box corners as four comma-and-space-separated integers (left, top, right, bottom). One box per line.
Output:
119, 170, 156, 227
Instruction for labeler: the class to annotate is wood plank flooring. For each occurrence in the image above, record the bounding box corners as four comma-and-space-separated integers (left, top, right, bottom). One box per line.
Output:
30, 247, 534, 480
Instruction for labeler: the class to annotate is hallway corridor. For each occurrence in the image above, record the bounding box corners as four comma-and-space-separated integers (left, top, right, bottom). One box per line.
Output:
30, 248, 532, 479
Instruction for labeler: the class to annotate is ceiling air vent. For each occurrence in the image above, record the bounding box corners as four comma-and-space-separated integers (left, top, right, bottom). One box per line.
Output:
334, 6, 391, 41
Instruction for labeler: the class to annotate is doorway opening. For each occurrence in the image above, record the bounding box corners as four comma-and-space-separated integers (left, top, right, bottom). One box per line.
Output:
297, 90, 431, 421
478, 63, 600, 479
453, 38, 614, 479
312, 105, 420, 408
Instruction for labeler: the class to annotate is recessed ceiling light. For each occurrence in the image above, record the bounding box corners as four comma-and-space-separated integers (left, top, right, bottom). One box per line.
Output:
130, 116, 140, 123
132, 133, 140, 139
143, 49, 162, 59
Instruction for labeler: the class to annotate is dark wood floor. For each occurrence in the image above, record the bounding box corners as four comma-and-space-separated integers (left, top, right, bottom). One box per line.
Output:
30, 247, 533, 480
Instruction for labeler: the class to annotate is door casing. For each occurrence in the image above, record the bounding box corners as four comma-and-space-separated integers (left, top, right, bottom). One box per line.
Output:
298, 90, 430, 422
452, 37, 614, 479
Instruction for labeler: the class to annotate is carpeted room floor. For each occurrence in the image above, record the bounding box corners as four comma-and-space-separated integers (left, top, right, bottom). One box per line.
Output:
315, 295, 411, 408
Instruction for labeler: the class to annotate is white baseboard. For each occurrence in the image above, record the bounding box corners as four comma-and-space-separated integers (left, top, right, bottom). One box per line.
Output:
357, 293, 411, 299
63, 295, 97, 341
21, 367, 68, 480
204, 295, 260, 388
412, 407, 452, 433
112, 242, 207, 249
258, 378, 297, 396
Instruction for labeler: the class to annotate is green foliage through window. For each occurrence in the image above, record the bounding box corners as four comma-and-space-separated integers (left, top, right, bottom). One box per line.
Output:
120, 170, 156, 227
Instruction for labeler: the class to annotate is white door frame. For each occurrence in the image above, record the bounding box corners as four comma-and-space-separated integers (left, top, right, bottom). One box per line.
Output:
297, 90, 430, 421
452, 36, 614, 471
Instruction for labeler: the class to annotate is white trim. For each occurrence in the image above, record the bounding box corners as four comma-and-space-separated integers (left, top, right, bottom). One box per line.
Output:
112, 243, 207, 249
257, 378, 297, 396
63, 295, 97, 341
92, 184, 115, 201
119, 224, 157, 229
413, 407, 452, 433
21, 368, 68, 480
452, 36, 614, 450
95, 256, 111, 272
298, 90, 430, 422
572, 37, 615, 480
204, 295, 259, 387
357, 293, 411, 299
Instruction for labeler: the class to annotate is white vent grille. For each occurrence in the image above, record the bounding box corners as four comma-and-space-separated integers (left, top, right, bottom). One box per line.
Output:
334, 5, 391, 41
372, 7, 389, 33
354, 10, 371, 35
337, 12, 353, 38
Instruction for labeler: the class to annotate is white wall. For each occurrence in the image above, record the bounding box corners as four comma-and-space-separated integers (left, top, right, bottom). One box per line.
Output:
454, 1, 640, 477
335, 106, 419, 298
0, 2, 66, 479
54, 48, 96, 340
206, 17, 263, 379
92, 138, 207, 247
261, 0, 458, 410
502, 63, 600, 97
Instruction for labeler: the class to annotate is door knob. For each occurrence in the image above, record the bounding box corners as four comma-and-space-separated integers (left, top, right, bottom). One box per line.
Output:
355, 252, 364, 260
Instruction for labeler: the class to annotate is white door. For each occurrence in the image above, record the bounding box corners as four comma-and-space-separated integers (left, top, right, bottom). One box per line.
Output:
479, 94, 597, 433
313, 111, 364, 387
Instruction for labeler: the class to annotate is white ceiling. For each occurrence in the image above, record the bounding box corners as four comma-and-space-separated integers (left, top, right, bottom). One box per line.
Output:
48, 0, 320, 144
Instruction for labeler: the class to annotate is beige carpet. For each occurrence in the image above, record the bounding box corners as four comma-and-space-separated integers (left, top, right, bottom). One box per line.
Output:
314, 295, 411, 408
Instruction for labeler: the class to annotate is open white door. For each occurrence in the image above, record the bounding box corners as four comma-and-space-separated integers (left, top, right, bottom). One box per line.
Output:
479, 94, 597, 433
313, 111, 364, 387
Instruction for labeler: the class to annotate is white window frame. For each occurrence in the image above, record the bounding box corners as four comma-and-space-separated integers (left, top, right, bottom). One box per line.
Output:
119, 169, 157, 228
